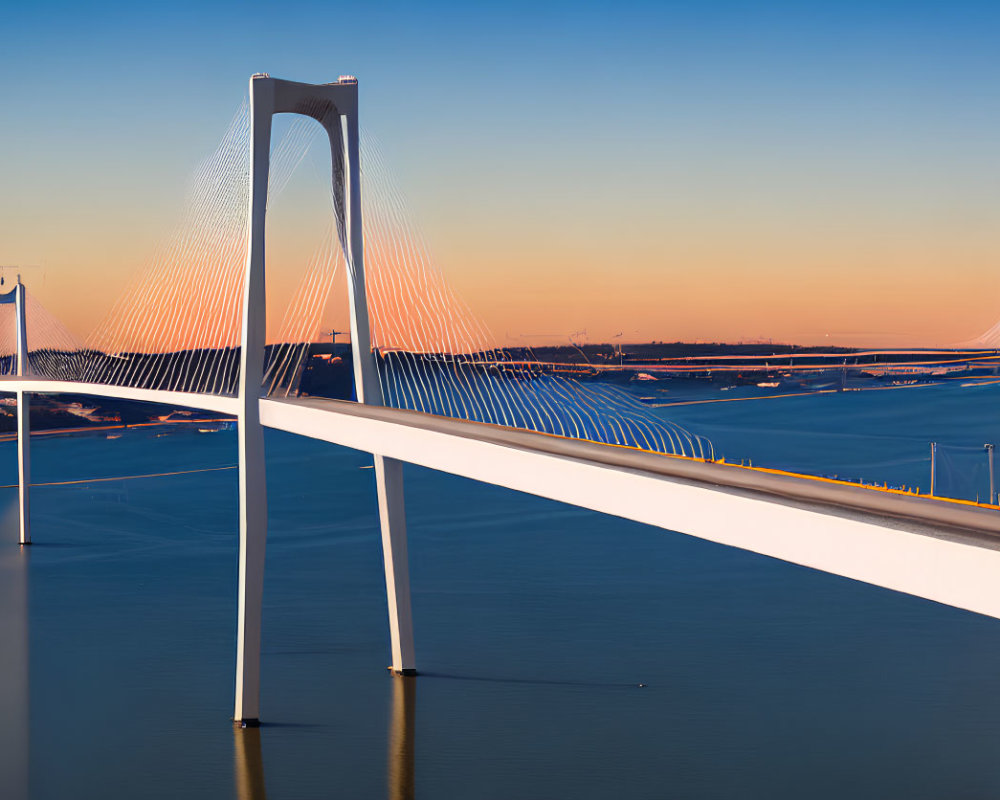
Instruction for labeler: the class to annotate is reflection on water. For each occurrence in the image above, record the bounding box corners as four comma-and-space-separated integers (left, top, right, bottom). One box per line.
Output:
0, 536, 29, 800
233, 675, 416, 800
387, 675, 415, 800
233, 726, 266, 800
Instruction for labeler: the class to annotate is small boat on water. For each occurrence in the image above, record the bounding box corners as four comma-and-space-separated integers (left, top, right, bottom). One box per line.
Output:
106, 434, 122, 440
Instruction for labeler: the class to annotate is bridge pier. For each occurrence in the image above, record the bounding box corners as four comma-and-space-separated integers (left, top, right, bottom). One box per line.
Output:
234, 412, 268, 725
16, 390, 30, 546
375, 455, 416, 674
14, 280, 30, 545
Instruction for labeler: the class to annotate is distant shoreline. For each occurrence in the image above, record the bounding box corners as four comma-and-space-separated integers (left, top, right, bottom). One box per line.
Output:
0, 417, 233, 443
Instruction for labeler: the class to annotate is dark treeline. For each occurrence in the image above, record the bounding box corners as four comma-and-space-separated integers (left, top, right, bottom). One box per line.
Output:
8, 341, 1000, 407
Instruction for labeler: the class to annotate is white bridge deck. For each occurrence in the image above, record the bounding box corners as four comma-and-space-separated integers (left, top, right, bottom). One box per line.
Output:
5, 375, 1000, 623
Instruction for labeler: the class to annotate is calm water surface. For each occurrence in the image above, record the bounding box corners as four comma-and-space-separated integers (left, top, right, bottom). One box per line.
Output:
3, 383, 1000, 798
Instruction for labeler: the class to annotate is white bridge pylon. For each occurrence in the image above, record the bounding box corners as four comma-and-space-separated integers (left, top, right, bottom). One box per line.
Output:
0, 278, 31, 546
236, 74, 415, 726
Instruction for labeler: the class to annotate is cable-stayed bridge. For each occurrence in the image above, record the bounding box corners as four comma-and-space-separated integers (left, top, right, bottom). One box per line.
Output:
3, 75, 1000, 727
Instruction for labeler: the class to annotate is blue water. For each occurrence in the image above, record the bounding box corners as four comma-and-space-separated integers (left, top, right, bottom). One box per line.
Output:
3, 383, 1000, 798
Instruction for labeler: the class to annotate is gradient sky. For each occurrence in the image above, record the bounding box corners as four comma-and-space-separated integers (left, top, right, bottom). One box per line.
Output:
2, 0, 999, 347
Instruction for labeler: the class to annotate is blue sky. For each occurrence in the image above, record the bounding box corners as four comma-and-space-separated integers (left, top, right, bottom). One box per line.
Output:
3, 0, 999, 343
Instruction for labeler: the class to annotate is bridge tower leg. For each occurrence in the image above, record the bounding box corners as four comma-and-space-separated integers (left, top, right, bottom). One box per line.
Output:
233, 76, 273, 727
374, 455, 416, 673
339, 107, 416, 675
16, 391, 29, 546
15, 281, 30, 546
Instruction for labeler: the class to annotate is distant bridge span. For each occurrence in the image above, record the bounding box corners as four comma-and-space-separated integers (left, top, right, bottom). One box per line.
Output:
5, 74, 1000, 727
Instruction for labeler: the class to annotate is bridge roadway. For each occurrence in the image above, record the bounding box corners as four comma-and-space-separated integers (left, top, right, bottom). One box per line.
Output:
5, 376, 1000, 622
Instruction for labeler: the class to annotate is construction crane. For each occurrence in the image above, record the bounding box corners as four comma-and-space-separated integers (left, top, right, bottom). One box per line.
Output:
322, 329, 347, 345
